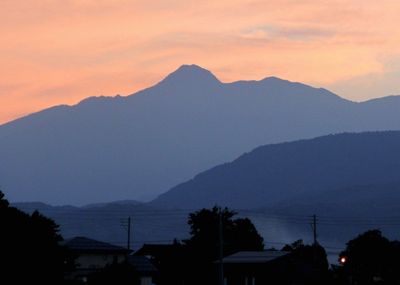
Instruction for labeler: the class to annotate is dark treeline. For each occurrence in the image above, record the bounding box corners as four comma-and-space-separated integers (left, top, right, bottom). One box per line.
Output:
0, 191, 74, 284
336, 229, 400, 285
2, 190, 400, 285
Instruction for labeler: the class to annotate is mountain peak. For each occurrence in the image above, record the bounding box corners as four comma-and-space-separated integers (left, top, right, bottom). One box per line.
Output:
175, 64, 215, 75
159, 64, 220, 87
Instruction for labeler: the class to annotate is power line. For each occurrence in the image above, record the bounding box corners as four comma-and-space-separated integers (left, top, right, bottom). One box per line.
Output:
15, 205, 400, 223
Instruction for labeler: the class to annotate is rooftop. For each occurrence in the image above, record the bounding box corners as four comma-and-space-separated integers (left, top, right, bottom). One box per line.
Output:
222, 250, 289, 264
63, 236, 130, 254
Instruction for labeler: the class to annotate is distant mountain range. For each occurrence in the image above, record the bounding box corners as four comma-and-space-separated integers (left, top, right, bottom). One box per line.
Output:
151, 131, 400, 209
12, 131, 400, 251
1, 64, 400, 205
13, 200, 190, 249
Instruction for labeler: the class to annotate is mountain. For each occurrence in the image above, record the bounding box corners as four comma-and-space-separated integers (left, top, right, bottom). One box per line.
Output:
151, 131, 400, 209
1, 64, 400, 205
13, 179, 400, 251
11, 131, 400, 251
82, 200, 143, 209
13, 201, 191, 249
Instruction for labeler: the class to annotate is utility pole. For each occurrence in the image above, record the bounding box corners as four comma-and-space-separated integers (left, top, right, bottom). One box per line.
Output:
120, 216, 131, 250
311, 214, 318, 245
127, 216, 131, 250
311, 214, 319, 266
218, 209, 224, 285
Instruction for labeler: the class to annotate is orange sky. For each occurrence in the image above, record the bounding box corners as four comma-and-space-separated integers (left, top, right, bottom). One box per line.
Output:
1, 0, 400, 125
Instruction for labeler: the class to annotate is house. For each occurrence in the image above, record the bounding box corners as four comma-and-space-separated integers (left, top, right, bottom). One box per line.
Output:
64, 236, 131, 281
64, 236, 130, 269
222, 247, 329, 285
222, 250, 290, 285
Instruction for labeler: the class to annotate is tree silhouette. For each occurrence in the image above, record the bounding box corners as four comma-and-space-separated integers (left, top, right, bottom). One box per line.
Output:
179, 207, 264, 285
0, 191, 9, 208
280, 239, 329, 285
185, 206, 264, 259
282, 239, 304, 251
339, 229, 400, 285
0, 190, 69, 284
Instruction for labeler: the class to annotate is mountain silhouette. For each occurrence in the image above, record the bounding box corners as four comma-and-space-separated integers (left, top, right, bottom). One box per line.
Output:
1, 65, 400, 205
151, 131, 400, 209
12, 132, 400, 249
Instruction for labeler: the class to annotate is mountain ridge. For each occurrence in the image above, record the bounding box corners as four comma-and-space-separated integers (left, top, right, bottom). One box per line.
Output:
1, 65, 400, 205
2, 64, 395, 130
0, 64, 350, 129
151, 131, 400, 209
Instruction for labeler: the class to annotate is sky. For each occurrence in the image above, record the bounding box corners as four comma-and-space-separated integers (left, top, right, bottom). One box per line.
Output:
1, 0, 400, 125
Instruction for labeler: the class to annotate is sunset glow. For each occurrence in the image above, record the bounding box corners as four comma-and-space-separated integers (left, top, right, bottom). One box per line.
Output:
1, 0, 400, 124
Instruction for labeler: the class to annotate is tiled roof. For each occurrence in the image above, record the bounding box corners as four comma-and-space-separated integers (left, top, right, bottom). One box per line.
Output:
64, 236, 130, 253
222, 250, 289, 264
134, 243, 186, 256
